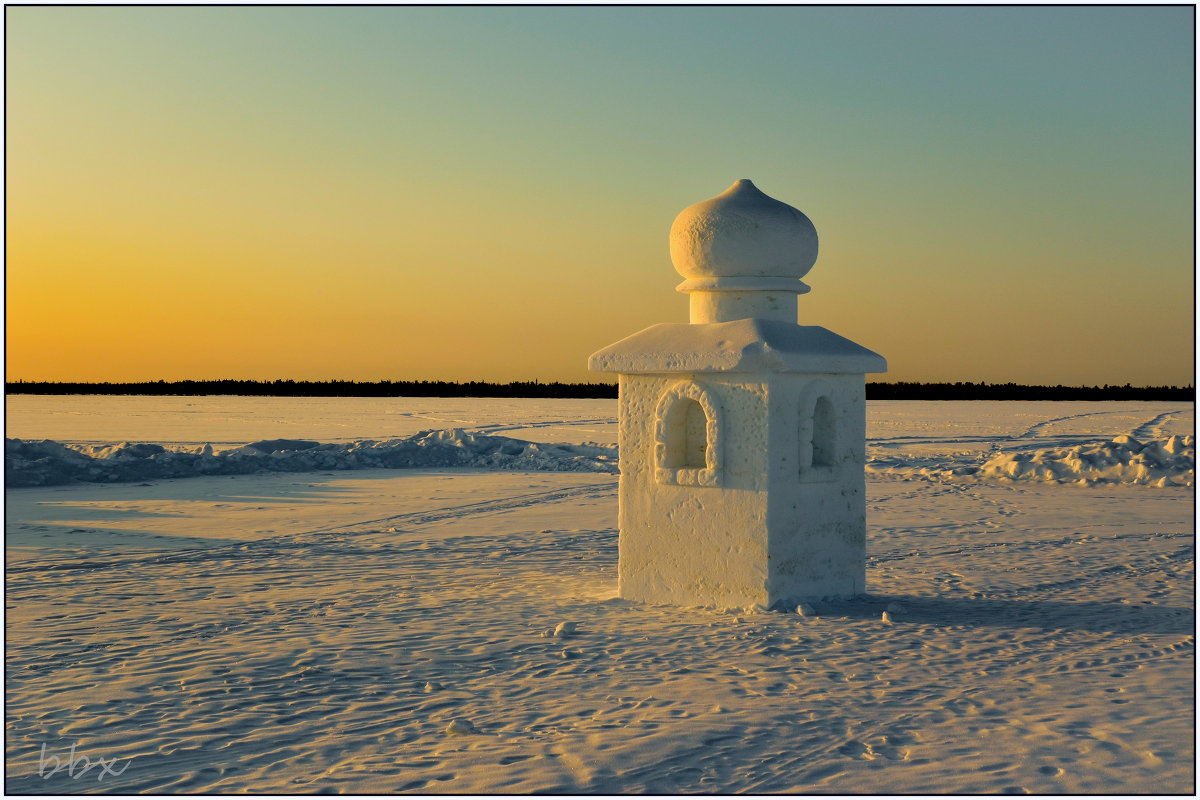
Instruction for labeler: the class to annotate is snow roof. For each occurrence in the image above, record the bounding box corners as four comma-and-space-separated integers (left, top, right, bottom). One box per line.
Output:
588, 318, 887, 375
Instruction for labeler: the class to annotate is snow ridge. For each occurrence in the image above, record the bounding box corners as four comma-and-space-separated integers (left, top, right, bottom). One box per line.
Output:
7, 431, 1193, 489
4, 429, 618, 487
976, 434, 1195, 487
868, 434, 1194, 487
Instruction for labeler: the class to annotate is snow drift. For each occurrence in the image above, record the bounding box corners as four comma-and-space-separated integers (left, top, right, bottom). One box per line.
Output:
976, 434, 1195, 487
868, 434, 1194, 487
4, 429, 618, 487
6, 430, 1193, 489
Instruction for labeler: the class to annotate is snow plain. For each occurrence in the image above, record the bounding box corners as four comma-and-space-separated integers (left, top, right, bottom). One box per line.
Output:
4, 396, 1195, 794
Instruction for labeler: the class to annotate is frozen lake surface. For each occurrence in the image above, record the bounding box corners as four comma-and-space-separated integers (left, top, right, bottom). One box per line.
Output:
4, 395, 622, 448
4, 397, 1194, 793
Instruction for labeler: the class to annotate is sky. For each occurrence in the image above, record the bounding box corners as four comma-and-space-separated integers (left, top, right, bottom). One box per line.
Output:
6, 6, 1195, 385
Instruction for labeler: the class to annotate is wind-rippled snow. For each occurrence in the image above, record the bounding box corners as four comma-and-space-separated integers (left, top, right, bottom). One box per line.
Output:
4, 398, 1194, 794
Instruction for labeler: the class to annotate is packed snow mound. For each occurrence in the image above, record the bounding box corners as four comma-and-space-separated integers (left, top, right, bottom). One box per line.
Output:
4, 429, 618, 487
8, 429, 1192, 489
868, 434, 1194, 487
977, 434, 1194, 487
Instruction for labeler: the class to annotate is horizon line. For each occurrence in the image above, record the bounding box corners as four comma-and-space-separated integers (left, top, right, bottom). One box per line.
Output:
5, 379, 1196, 389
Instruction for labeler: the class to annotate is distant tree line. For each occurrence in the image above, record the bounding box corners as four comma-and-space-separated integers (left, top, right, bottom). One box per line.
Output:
4, 379, 1194, 401
4, 379, 619, 398
864, 381, 1193, 401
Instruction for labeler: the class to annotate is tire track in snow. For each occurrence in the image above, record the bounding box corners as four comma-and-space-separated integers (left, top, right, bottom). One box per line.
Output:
869, 530, 1193, 566
468, 418, 616, 435
1016, 411, 1123, 440
938, 480, 1023, 518
971, 545, 1194, 601
1130, 411, 1182, 441
870, 435, 1006, 448
1041, 636, 1195, 675
309, 480, 618, 536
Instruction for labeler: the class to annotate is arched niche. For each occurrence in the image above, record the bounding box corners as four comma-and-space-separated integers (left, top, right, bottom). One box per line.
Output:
799, 381, 839, 482
654, 381, 723, 487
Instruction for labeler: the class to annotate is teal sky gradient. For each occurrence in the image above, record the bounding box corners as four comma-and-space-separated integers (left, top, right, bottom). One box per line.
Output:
7, 6, 1194, 384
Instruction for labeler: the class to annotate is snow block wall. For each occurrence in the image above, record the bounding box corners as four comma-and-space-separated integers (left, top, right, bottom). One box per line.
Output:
617, 374, 772, 608
616, 372, 868, 608
765, 373, 868, 603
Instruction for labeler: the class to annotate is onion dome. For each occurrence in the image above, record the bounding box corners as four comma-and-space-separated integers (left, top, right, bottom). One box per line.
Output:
669, 179, 818, 281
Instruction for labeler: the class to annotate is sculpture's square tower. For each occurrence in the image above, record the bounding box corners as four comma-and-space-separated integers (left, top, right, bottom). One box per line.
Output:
589, 180, 886, 609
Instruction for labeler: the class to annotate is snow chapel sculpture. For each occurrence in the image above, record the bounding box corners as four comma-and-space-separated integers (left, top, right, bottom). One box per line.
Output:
589, 179, 887, 608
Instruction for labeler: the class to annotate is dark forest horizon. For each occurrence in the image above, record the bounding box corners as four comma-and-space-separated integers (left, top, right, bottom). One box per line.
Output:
5, 379, 1194, 402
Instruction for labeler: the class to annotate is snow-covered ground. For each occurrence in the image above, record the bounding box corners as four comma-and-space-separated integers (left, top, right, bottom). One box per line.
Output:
4, 397, 1194, 793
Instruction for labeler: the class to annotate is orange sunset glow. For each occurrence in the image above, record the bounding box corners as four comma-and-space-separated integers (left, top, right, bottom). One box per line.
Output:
6, 6, 1194, 385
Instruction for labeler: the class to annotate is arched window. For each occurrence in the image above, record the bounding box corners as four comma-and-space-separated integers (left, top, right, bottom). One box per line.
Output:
654, 382, 722, 487
663, 398, 708, 469
812, 395, 836, 468
799, 383, 838, 482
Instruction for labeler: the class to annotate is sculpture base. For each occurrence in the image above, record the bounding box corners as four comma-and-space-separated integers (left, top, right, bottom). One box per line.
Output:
614, 371, 868, 609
